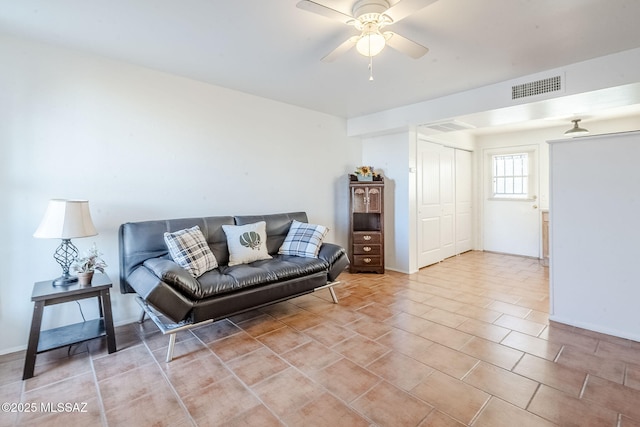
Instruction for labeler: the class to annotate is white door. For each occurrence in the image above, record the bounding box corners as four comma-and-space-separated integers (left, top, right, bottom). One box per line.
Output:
417, 141, 455, 267
483, 145, 539, 257
455, 149, 473, 254
440, 148, 456, 260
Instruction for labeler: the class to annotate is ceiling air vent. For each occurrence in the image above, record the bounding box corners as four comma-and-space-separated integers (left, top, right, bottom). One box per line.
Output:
420, 120, 476, 133
512, 75, 562, 99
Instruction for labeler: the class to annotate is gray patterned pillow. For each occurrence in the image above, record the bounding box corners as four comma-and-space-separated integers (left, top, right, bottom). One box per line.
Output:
164, 225, 218, 278
279, 220, 328, 258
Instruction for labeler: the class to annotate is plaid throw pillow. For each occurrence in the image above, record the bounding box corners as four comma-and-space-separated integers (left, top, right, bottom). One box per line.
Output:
278, 220, 329, 258
164, 225, 218, 278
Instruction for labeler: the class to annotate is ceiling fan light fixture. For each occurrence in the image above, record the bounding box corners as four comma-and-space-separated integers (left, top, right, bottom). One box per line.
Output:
297, 0, 430, 65
564, 119, 589, 136
356, 28, 386, 57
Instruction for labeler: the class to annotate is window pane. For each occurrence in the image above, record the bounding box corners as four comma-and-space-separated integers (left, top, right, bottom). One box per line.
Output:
496, 159, 504, 176
514, 157, 523, 176
505, 177, 513, 194
505, 158, 513, 176
514, 177, 523, 193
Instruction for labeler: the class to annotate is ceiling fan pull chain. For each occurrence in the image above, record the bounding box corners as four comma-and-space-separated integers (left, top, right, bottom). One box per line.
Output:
369, 55, 374, 81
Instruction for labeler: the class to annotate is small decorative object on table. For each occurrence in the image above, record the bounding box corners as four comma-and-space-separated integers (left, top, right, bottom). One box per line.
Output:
352, 166, 382, 182
71, 243, 107, 285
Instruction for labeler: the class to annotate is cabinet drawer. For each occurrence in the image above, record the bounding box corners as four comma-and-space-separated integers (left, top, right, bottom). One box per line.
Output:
353, 232, 381, 244
353, 244, 381, 255
353, 255, 382, 267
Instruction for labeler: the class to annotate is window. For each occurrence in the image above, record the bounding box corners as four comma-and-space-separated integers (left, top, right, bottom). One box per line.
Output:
492, 153, 529, 198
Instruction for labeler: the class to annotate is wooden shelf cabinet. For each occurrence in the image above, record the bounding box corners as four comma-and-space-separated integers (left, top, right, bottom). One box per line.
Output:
349, 178, 384, 273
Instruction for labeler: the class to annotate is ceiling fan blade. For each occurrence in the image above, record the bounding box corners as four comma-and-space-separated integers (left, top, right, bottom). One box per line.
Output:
321, 36, 359, 62
384, 32, 429, 58
383, 0, 438, 23
296, 0, 355, 24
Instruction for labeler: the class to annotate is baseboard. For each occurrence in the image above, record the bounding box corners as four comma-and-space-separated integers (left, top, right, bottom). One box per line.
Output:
384, 267, 414, 274
549, 315, 640, 343
0, 344, 27, 356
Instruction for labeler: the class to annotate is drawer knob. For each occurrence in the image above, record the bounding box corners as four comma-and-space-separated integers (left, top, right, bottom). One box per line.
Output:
364, 258, 372, 263
363, 246, 372, 252
363, 235, 372, 241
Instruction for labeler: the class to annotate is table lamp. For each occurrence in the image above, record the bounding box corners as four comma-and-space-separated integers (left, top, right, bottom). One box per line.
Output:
34, 199, 98, 286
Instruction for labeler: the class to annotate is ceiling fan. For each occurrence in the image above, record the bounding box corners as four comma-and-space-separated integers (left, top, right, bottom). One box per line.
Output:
297, 0, 435, 69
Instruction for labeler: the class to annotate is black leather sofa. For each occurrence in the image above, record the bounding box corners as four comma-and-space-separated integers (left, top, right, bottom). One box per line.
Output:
119, 212, 349, 361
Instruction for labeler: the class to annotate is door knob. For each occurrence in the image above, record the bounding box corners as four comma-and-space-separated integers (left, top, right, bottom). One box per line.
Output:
532, 205, 538, 209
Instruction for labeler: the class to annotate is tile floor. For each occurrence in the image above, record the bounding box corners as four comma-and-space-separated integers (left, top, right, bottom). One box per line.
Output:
2, 251, 640, 426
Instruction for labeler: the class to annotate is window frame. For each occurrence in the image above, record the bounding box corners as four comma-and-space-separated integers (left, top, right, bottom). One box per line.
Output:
486, 148, 537, 202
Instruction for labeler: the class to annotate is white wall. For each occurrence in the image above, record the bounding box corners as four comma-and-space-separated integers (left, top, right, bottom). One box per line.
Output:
0, 35, 361, 354
362, 130, 416, 273
549, 131, 640, 341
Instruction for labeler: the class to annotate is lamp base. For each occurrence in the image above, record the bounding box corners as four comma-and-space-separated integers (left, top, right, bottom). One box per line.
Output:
51, 239, 79, 286
52, 274, 78, 287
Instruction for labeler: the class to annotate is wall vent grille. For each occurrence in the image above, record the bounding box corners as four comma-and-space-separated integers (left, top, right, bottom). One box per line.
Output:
512, 75, 562, 99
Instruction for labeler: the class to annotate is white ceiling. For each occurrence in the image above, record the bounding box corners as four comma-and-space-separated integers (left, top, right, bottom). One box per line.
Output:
2, 0, 640, 125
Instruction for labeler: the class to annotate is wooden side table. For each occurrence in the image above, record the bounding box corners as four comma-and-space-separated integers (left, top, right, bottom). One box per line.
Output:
23, 273, 117, 380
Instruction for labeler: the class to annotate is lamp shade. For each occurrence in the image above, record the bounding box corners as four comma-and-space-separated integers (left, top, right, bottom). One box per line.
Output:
34, 199, 98, 239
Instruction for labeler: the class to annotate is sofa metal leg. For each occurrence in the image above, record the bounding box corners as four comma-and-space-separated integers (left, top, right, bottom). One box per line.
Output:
138, 309, 146, 324
166, 334, 176, 362
328, 286, 339, 304
314, 281, 340, 304
134, 297, 213, 362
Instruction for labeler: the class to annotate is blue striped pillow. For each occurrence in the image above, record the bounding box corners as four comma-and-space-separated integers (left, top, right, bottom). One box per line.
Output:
278, 220, 328, 258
